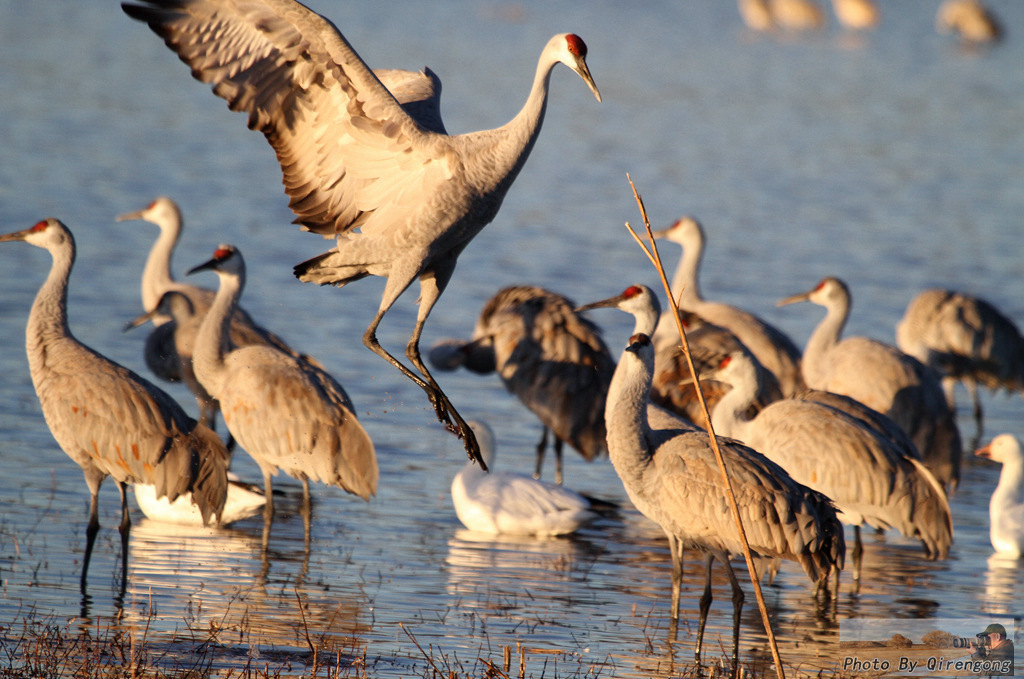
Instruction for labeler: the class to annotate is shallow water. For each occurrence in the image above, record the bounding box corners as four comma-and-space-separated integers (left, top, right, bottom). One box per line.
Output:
1, 1, 1023, 676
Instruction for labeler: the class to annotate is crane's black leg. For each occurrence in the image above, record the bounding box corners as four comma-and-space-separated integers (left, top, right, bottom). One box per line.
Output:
668, 533, 685, 640
81, 492, 101, 595
363, 271, 484, 469
301, 478, 312, 552
723, 559, 744, 678
534, 427, 550, 480
852, 525, 863, 593
695, 552, 715, 665
554, 437, 565, 486
261, 471, 275, 550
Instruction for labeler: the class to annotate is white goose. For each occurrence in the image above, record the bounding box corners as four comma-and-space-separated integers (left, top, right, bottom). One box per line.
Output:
451, 421, 598, 537
976, 434, 1024, 558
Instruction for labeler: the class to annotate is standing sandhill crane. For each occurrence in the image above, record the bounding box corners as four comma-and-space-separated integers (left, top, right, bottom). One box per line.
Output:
936, 0, 1003, 45
122, 1, 602, 467
830, 0, 879, 31
975, 434, 1024, 558
578, 284, 781, 426
740, 0, 826, 33
653, 217, 805, 397
118, 196, 319, 432
606, 333, 844, 668
779, 277, 963, 491
187, 244, 377, 544
896, 288, 1024, 441
450, 421, 598, 537
0, 218, 229, 591
708, 350, 953, 583
429, 286, 614, 484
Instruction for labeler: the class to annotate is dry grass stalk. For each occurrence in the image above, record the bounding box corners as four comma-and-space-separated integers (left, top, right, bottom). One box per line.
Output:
624, 174, 785, 679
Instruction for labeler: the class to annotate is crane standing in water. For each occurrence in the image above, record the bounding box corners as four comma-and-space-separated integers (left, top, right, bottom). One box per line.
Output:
708, 350, 952, 584
0, 218, 229, 592
653, 217, 805, 398
780, 277, 963, 491
122, 0, 602, 466
430, 285, 614, 484
605, 333, 844, 670
897, 288, 1024, 442
119, 195, 319, 437
188, 244, 377, 546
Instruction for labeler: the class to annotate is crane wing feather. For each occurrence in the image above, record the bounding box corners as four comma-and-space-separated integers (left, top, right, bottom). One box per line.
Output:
123, 0, 452, 238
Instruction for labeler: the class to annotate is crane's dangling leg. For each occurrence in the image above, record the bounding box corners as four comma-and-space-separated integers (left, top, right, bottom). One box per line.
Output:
363, 267, 483, 469
695, 552, 716, 664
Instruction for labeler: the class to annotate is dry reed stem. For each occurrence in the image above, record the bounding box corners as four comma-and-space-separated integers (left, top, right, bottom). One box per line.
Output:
624, 174, 785, 679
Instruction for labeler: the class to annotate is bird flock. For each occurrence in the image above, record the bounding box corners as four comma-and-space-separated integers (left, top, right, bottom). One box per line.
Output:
0, 0, 1017, 673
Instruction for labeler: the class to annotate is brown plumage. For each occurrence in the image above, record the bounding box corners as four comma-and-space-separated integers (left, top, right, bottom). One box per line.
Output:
780, 276, 963, 491
122, 0, 601, 466
606, 333, 844, 668
187, 244, 377, 544
897, 288, 1024, 440
0, 218, 228, 592
709, 350, 952, 583
430, 285, 613, 484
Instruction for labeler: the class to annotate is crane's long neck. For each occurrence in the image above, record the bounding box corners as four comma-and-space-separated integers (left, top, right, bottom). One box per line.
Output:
141, 218, 181, 314
481, 53, 559, 197
991, 458, 1024, 517
709, 364, 759, 442
193, 267, 243, 397
671, 237, 704, 310
801, 297, 848, 389
25, 241, 75, 379
605, 349, 655, 489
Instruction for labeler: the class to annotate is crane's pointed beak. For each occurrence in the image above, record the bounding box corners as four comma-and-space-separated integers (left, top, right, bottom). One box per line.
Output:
576, 294, 621, 313
577, 65, 598, 102
777, 290, 812, 307
115, 209, 145, 223
124, 308, 158, 333
187, 258, 218, 276
0, 230, 28, 243
574, 59, 601, 102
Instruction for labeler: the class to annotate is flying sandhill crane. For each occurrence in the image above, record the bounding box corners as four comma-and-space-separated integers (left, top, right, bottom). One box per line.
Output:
708, 350, 953, 583
975, 434, 1024, 558
936, 0, 1003, 45
606, 333, 844, 668
429, 286, 614, 484
653, 217, 805, 397
896, 288, 1024, 441
122, 1, 602, 467
118, 196, 318, 432
577, 284, 781, 426
779, 277, 963, 491
830, 0, 879, 31
450, 421, 598, 537
187, 244, 377, 544
0, 218, 229, 591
